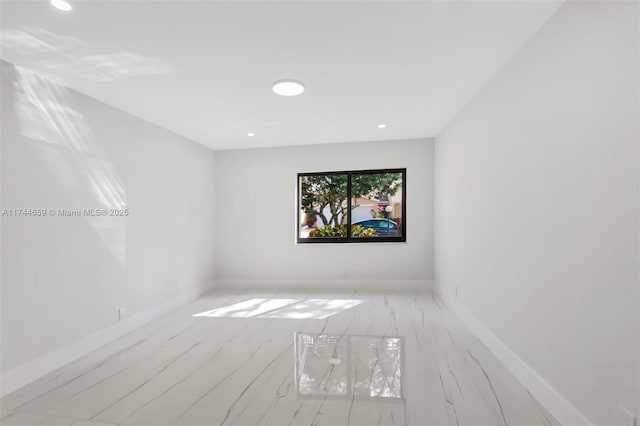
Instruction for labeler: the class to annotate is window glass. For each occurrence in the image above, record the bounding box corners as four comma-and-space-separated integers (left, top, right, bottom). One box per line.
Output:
297, 169, 405, 243
299, 174, 348, 239
351, 172, 403, 238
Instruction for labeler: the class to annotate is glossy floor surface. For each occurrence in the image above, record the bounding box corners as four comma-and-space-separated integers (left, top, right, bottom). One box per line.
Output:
1, 290, 558, 426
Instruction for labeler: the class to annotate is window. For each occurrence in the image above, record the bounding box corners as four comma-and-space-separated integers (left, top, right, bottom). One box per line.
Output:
297, 168, 406, 243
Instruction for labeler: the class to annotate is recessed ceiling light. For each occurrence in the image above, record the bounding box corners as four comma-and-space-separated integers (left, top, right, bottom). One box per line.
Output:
378, 124, 387, 129
50, 0, 72, 11
272, 80, 305, 97
247, 132, 255, 137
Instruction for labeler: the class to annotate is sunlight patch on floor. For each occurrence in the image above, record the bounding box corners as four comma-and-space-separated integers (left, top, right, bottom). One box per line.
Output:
258, 299, 363, 319
193, 298, 363, 319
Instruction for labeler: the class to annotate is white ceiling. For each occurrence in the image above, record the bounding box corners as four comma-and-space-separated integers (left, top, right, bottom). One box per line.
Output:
0, 1, 562, 150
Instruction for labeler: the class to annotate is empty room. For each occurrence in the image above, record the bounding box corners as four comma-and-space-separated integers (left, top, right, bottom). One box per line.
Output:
0, 1, 638, 425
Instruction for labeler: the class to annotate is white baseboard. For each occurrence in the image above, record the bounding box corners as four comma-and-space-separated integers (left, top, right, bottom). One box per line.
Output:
0, 284, 210, 398
434, 286, 593, 426
214, 279, 432, 291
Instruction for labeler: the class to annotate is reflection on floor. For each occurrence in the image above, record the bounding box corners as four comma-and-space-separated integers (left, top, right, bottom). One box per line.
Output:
296, 333, 404, 400
0, 290, 558, 426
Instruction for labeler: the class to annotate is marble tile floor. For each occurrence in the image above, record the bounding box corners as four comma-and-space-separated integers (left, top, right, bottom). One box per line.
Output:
1, 290, 559, 426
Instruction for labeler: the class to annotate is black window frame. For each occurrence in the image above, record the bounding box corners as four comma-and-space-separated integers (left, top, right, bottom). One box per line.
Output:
296, 168, 407, 244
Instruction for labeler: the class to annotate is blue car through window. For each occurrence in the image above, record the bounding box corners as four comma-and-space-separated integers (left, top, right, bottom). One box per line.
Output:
354, 219, 399, 236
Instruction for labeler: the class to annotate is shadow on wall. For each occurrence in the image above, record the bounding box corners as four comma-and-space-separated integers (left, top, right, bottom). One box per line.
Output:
1, 27, 177, 264
10, 64, 128, 263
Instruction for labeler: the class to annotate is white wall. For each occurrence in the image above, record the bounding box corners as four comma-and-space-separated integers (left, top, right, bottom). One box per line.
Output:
215, 138, 433, 288
0, 62, 216, 379
434, 2, 639, 425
